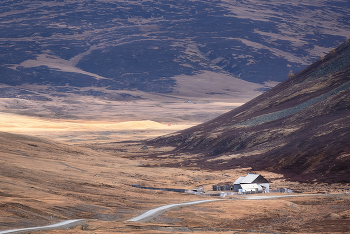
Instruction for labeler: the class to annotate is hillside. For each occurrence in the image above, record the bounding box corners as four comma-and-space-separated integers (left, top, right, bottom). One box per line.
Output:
0, 131, 223, 231
148, 39, 350, 183
1, 0, 350, 125
1, 0, 350, 96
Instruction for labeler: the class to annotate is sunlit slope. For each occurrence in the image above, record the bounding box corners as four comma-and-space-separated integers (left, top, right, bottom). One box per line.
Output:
0, 113, 168, 131
0, 112, 195, 143
0, 131, 232, 232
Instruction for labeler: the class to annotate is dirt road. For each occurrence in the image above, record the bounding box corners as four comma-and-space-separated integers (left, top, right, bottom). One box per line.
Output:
0, 219, 87, 234
126, 199, 226, 222
1, 193, 343, 232
127, 193, 344, 222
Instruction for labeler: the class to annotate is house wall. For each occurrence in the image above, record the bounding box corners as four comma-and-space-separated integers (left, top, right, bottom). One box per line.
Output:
241, 187, 258, 192
259, 183, 269, 191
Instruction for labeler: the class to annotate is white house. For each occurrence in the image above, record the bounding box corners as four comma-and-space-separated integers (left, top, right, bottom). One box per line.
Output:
233, 173, 269, 192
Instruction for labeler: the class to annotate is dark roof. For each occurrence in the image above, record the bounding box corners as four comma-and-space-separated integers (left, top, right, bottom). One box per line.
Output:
216, 181, 234, 186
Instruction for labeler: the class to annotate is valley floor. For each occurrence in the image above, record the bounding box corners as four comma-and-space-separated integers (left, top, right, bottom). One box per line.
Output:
0, 89, 349, 233
0, 133, 349, 233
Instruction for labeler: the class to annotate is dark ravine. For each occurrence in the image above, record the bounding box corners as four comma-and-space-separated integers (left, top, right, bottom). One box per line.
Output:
147, 39, 350, 183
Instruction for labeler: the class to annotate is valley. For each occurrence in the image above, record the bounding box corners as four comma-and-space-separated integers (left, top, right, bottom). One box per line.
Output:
1, 0, 350, 233
0, 131, 350, 233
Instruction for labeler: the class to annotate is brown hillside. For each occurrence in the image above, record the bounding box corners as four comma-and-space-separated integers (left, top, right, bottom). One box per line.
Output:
147, 39, 350, 183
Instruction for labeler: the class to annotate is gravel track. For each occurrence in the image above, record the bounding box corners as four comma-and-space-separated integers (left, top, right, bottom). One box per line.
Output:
126, 199, 226, 222
127, 193, 344, 222
1, 193, 344, 232
0, 219, 87, 234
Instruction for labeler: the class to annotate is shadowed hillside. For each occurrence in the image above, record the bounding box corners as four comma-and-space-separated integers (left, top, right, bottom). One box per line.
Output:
1, 0, 350, 95
148, 39, 350, 183
1, 0, 350, 123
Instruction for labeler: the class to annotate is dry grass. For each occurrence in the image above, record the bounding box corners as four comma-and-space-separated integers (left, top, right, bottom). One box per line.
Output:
0, 74, 349, 232
0, 131, 349, 233
0, 112, 193, 143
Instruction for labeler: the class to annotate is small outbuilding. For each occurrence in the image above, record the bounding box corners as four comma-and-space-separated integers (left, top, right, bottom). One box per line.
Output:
212, 182, 234, 191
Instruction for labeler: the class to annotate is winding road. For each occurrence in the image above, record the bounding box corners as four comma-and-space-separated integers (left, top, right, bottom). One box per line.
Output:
0, 219, 87, 234
127, 199, 226, 222
127, 193, 340, 222
1, 193, 342, 233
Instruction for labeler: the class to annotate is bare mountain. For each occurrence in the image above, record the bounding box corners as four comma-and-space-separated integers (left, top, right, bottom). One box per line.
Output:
1, 0, 350, 95
1, 0, 350, 122
148, 39, 350, 183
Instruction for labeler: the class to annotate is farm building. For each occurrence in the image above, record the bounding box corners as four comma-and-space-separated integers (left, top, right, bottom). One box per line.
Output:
234, 173, 269, 192
212, 173, 269, 192
212, 182, 234, 191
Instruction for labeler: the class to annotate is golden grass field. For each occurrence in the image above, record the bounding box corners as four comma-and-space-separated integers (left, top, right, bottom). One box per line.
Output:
0, 112, 190, 143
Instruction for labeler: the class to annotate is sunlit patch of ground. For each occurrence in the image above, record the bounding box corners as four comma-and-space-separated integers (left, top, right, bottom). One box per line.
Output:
0, 83, 249, 143
0, 112, 193, 143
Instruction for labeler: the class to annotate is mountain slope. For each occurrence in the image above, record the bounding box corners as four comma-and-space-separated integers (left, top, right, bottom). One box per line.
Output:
1, 0, 350, 95
148, 39, 350, 183
1, 0, 350, 123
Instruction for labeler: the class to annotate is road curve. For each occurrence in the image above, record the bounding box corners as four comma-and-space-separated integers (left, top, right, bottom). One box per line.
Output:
1, 193, 342, 231
127, 193, 344, 222
0, 219, 87, 234
126, 199, 225, 222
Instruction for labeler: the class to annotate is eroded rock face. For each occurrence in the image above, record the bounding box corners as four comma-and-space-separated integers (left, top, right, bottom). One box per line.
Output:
149, 39, 350, 183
